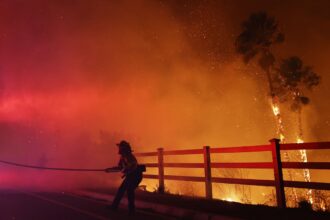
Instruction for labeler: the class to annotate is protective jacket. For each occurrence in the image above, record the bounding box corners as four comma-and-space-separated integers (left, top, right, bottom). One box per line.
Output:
118, 154, 138, 176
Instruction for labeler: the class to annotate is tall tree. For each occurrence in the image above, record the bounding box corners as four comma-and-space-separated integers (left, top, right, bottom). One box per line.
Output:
236, 13, 321, 205
275, 56, 320, 204
235, 12, 285, 140
275, 56, 320, 139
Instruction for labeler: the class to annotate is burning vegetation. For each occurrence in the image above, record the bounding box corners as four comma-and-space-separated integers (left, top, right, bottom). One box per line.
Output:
235, 11, 322, 208
0, 0, 329, 211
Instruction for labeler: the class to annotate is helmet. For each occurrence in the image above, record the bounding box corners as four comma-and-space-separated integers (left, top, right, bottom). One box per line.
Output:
116, 140, 132, 155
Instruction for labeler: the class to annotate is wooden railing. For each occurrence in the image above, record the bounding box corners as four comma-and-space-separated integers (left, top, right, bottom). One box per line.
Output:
135, 139, 330, 208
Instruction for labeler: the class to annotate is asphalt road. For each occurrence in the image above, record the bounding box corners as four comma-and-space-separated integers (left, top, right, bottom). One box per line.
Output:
0, 189, 174, 220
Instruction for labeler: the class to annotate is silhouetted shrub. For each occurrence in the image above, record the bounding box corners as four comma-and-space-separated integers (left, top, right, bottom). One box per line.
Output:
298, 199, 313, 211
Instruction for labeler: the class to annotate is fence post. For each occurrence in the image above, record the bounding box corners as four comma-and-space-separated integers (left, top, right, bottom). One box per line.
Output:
270, 138, 286, 208
157, 148, 165, 193
203, 146, 213, 199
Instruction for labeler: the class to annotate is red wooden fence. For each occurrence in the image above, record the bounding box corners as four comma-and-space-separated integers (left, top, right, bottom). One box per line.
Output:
135, 139, 330, 208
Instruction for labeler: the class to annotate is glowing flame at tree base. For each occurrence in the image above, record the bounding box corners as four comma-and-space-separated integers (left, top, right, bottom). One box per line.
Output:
271, 101, 285, 143
270, 98, 315, 206
297, 138, 314, 205
271, 99, 300, 203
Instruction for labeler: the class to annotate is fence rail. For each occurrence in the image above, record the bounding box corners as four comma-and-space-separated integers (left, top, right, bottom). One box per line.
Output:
135, 139, 330, 208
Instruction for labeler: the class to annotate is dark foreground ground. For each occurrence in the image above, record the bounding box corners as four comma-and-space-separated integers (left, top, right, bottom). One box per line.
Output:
0, 189, 173, 220
88, 187, 330, 220
1, 188, 329, 220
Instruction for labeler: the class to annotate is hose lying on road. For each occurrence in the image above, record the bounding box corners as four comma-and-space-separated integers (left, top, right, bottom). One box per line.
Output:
0, 159, 111, 172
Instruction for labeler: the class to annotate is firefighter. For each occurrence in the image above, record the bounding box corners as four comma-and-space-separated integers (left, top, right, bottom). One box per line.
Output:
105, 140, 143, 215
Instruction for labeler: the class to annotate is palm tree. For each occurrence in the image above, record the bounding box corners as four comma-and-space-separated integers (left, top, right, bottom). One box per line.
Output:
276, 56, 320, 140
236, 12, 321, 206
235, 12, 297, 203
235, 12, 285, 140
276, 56, 320, 204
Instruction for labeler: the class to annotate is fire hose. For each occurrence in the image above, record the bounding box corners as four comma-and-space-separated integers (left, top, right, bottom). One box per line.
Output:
0, 159, 115, 172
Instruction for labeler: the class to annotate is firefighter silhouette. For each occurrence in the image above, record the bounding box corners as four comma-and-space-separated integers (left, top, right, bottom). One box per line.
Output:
105, 140, 145, 215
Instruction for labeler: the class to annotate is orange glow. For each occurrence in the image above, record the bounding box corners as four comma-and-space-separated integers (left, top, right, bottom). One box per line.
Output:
0, 0, 329, 210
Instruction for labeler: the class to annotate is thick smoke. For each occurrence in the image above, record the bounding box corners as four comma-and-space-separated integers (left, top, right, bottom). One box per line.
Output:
0, 0, 329, 197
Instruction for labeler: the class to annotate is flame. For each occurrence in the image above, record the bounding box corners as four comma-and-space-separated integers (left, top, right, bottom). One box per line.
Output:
271, 102, 285, 142
297, 137, 313, 204
297, 138, 304, 144
320, 201, 326, 211
272, 104, 280, 116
